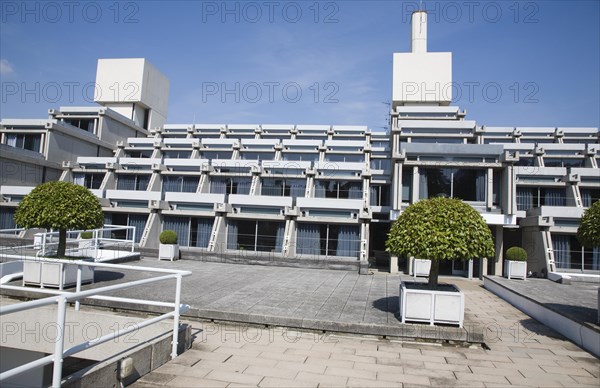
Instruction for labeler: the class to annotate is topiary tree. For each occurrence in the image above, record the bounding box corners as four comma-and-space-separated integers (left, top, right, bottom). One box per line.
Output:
577, 200, 600, 248
386, 197, 495, 289
159, 230, 178, 245
14, 181, 104, 257
506, 246, 527, 261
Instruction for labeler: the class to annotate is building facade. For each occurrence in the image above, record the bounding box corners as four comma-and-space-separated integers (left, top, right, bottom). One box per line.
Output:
1, 13, 598, 275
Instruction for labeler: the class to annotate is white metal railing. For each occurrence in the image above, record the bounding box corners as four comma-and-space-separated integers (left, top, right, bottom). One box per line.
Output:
0, 228, 24, 236
35, 225, 136, 257
0, 259, 191, 388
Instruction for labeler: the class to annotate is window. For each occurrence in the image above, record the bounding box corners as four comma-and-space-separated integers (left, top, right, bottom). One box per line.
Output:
370, 185, 390, 206
240, 152, 274, 160
553, 234, 599, 271
314, 180, 362, 199
262, 178, 306, 197
0, 208, 17, 230
163, 176, 199, 192
163, 150, 192, 159
65, 118, 94, 132
581, 188, 600, 208
370, 159, 391, 171
419, 168, 486, 201
227, 220, 284, 252
5, 134, 42, 153
402, 167, 413, 202
544, 158, 585, 167
516, 187, 566, 210
124, 149, 153, 158
103, 213, 146, 243
210, 177, 251, 195
296, 223, 360, 258
325, 154, 364, 163
116, 174, 150, 191
73, 173, 104, 190
201, 151, 232, 160
163, 216, 213, 248
282, 152, 319, 161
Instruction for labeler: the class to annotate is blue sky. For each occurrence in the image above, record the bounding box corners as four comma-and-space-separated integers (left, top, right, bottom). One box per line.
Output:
1, 0, 599, 130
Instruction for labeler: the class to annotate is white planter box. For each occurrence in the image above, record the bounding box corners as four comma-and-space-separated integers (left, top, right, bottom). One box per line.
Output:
78, 239, 99, 258
504, 260, 527, 280
23, 259, 94, 290
159, 244, 179, 261
399, 281, 465, 327
412, 259, 432, 277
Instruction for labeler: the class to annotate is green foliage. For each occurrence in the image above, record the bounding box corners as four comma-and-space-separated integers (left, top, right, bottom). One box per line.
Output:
577, 200, 600, 248
386, 197, 495, 288
160, 230, 178, 245
14, 181, 103, 231
505, 246, 527, 261
80, 231, 93, 239
14, 181, 103, 257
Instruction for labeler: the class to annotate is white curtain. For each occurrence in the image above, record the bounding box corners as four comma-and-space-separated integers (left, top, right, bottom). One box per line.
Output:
275, 223, 284, 252
227, 221, 238, 250
164, 216, 189, 246
545, 188, 565, 206
419, 170, 428, 199
73, 173, 85, 187
516, 188, 533, 210
5, 134, 17, 147
553, 234, 571, 269
336, 225, 360, 258
297, 224, 320, 256
196, 218, 213, 248
476, 171, 486, 202
210, 178, 227, 194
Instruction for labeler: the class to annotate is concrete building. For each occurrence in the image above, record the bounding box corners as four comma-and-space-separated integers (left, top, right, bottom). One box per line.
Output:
0, 13, 598, 275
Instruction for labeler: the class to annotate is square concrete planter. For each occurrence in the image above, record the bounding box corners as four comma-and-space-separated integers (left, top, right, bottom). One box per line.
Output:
412, 258, 432, 277
159, 244, 179, 261
399, 281, 465, 327
504, 260, 527, 280
23, 259, 94, 289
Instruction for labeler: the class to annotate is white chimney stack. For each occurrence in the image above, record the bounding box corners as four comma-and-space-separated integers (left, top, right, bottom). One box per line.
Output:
411, 11, 427, 53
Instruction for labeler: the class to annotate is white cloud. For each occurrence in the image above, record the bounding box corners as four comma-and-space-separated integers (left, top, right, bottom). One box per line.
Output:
0, 59, 15, 75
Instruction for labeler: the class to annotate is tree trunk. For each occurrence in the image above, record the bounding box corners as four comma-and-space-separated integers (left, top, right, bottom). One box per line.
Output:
57, 228, 67, 257
428, 259, 439, 290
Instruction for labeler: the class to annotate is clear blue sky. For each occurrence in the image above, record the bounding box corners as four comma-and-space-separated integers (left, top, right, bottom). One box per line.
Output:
1, 1, 599, 130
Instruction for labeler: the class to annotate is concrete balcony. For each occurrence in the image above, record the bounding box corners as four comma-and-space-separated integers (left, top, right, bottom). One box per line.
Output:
228, 195, 292, 208
165, 192, 225, 205
105, 190, 161, 202
297, 197, 363, 210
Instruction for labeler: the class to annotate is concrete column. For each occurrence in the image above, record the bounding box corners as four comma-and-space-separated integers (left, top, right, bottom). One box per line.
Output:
479, 258, 488, 279
411, 166, 420, 203
494, 225, 504, 275
393, 162, 402, 209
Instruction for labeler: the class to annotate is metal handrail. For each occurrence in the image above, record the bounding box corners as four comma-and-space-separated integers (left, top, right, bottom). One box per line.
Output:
0, 259, 191, 388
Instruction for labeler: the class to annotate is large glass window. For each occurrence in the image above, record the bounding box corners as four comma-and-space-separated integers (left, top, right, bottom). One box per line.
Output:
544, 158, 585, 167
419, 168, 486, 201
124, 149, 153, 158
116, 174, 150, 191
314, 180, 362, 199
163, 176, 199, 192
201, 151, 233, 160
73, 173, 104, 190
553, 234, 599, 271
325, 154, 364, 163
262, 178, 306, 197
65, 118, 94, 132
210, 177, 251, 195
104, 213, 147, 243
163, 216, 213, 248
581, 189, 600, 208
282, 152, 319, 161
0, 208, 17, 230
5, 134, 42, 153
163, 150, 192, 159
227, 220, 284, 252
240, 152, 275, 160
516, 187, 567, 210
402, 167, 413, 202
370, 185, 390, 206
296, 223, 360, 258
370, 159, 391, 171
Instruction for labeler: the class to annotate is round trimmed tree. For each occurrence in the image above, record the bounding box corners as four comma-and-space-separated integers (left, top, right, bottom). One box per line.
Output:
386, 197, 495, 289
14, 181, 104, 257
577, 200, 600, 248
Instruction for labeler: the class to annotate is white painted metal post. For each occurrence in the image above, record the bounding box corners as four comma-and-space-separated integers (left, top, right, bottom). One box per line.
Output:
52, 296, 68, 388
131, 226, 136, 252
171, 274, 183, 359
75, 265, 82, 311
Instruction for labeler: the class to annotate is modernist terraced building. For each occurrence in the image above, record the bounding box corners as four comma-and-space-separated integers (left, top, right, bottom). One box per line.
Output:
1, 12, 598, 275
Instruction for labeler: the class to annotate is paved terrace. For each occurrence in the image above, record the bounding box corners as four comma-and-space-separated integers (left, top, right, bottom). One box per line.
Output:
2, 259, 599, 386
